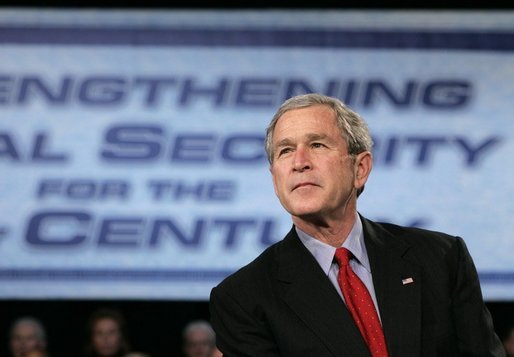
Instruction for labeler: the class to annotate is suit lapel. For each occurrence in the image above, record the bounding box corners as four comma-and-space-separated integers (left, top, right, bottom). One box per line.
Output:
277, 228, 371, 357
362, 217, 422, 356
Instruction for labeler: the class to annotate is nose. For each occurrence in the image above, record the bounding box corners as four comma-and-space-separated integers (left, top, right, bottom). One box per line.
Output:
293, 146, 311, 172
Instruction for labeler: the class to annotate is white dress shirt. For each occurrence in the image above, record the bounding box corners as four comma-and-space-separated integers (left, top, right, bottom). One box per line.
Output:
296, 214, 382, 321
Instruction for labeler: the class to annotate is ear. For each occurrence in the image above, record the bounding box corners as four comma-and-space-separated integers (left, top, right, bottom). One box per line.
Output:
354, 151, 373, 191
269, 164, 280, 197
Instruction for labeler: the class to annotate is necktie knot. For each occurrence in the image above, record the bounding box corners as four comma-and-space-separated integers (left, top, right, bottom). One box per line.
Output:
334, 247, 351, 267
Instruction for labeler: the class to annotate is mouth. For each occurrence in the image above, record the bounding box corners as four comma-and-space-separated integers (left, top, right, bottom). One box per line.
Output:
292, 182, 318, 191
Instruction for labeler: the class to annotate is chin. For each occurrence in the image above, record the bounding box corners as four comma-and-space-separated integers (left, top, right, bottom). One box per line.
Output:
289, 205, 322, 218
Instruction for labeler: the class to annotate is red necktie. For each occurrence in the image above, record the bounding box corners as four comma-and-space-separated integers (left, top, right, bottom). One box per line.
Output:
334, 247, 388, 357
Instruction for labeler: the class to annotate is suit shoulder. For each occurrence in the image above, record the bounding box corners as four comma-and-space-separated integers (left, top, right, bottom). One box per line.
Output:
366, 219, 473, 282
369, 219, 464, 254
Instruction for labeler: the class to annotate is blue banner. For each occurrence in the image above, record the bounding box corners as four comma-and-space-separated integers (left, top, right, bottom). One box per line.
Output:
0, 10, 513, 300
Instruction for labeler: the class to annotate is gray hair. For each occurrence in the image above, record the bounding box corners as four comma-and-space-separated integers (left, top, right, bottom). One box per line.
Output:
10, 316, 47, 345
265, 93, 373, 164
182, 320, 215, 345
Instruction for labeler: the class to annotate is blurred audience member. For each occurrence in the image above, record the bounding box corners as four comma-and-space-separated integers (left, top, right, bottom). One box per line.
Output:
211, 347, 222, 357
504, 325, 514, 357
84, 308, 130, 357
182, 320, 219, 357
25, 349, 48, 357
9, 317, 47, 357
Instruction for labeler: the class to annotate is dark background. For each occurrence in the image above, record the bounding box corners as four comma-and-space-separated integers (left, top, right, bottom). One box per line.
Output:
0, 299, 211, 356
1, 2, 513, 356
1, 300, 514, 356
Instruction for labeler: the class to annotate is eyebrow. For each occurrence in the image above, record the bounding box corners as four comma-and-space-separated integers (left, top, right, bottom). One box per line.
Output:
275, 133, 331, 148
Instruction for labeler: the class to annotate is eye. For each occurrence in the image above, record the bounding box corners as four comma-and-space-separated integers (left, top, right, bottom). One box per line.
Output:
278, 147, 292, 156
311, 142, 325, 148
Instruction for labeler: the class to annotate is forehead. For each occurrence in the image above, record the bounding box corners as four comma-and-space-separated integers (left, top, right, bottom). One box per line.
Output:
94, 318, 119, 330
13, 322, 38, 336
273, 105, 339, 140
188, 329, 211, 339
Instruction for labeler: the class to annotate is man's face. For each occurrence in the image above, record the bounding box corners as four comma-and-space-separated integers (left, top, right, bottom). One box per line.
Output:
270, 105, 364, 223
92, 318, 122, 357
10, 322, 43, 357
184, 329, 214, 357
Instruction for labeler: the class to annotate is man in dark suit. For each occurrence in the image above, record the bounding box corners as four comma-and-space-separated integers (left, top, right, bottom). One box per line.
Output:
209, 93, 504, 356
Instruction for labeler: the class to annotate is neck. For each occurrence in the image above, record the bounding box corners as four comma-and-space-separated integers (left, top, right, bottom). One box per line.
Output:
292, 211, 357, 248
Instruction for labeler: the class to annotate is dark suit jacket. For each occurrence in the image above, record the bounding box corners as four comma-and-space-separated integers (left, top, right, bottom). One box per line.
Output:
210, 216, 504, 356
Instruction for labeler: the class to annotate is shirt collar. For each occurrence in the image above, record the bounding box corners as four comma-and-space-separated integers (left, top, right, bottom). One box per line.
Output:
296, 214, 371, 274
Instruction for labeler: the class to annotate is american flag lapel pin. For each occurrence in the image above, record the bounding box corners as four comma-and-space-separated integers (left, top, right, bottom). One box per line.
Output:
402, 277, 414, 285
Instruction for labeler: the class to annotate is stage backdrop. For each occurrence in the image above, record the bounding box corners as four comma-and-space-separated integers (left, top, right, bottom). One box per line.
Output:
0, 10, 513, 300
